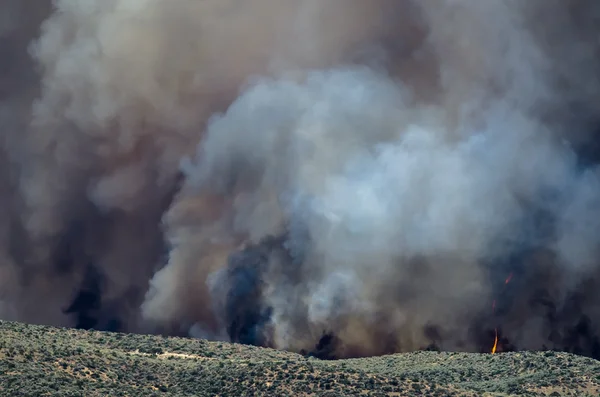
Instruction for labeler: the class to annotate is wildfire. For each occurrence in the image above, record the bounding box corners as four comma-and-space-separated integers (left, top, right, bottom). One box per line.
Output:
491, 272, 513, 354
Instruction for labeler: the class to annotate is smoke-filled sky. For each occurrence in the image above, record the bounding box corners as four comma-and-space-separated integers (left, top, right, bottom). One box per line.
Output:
2, 0, 600, 359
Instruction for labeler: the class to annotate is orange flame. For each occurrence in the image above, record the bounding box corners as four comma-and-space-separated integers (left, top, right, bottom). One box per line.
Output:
491, 328, 498, 354
490, 272, 513, 353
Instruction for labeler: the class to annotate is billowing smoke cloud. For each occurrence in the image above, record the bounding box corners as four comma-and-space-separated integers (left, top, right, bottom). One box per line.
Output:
2, 0, 600, 359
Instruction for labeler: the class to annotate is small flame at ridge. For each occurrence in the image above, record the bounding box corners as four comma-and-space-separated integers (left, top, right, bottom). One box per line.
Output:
491, 272, 514, 353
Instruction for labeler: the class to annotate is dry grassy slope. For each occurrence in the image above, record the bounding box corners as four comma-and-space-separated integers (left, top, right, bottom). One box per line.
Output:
0, 321, 598, 397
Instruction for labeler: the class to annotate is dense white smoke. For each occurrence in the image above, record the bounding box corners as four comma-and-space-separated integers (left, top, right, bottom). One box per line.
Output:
2, 0, 600, 358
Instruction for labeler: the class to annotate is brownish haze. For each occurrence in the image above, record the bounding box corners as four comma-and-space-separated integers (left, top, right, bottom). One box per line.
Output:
1, 0, 600, 359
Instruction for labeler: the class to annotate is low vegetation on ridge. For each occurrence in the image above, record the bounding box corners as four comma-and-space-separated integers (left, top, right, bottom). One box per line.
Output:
0, 321, 599, 396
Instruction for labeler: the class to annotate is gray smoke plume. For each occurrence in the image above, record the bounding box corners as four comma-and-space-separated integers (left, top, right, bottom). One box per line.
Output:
2, 0, 600, 359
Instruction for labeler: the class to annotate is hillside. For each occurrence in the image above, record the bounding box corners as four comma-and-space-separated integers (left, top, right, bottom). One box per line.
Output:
0, 321, 598, 396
